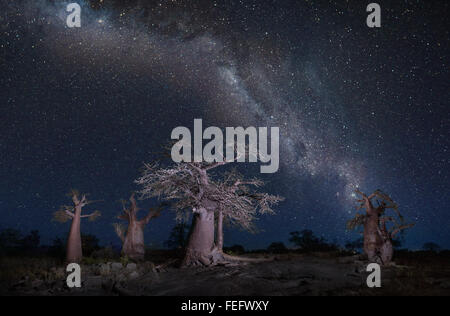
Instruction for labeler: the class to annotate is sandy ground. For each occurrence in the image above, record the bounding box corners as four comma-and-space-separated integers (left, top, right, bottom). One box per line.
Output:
2, 253, 450, 296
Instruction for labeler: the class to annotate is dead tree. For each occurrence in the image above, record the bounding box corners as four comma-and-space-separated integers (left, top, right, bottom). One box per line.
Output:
347, 190, 414, 265
136, 160, 283, 267
114, 193, 164, 261
53, 190, 101, 263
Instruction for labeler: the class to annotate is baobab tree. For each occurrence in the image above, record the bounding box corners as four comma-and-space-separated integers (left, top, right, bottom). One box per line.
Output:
136, 161, 283, 267
113, 193, 164, 261
347, 189, 414, 265
52, 190, 101, 263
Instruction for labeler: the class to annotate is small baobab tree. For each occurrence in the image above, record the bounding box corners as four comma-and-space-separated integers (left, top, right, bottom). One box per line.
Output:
136, 161, 283, 267
113, 193, 164, 261
53, 190, 101, 263
347, 189, 414, 265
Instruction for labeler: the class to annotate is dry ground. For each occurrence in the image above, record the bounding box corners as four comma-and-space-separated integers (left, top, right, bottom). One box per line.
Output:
1, 252, 450, 296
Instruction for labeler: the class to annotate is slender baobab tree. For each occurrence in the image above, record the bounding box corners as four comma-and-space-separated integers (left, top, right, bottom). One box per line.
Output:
53, 190, 101, 263
347, 189, 414, 265
113, 193, 164, 261
136, 161, 283, 267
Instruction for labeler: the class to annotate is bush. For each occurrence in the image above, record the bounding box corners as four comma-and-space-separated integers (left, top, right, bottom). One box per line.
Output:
422, 242, 441, 253
267, 242, 288, 254
91, 246, 117, 260
81, 234, 101, 256
224, 244, 245, 255
289, 230, 338, 253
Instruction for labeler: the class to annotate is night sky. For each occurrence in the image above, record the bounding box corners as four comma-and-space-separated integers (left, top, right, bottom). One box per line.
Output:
1, 0, 449, 250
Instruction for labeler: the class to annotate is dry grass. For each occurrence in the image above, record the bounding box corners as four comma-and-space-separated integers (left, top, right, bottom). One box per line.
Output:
0, 256, 63, 285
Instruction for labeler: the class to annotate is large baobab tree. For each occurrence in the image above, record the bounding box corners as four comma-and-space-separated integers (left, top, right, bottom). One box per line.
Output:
136, 161, 283, 267
53, 190, 101, 263
347, 189, 414, 265
113, 193, 164, 261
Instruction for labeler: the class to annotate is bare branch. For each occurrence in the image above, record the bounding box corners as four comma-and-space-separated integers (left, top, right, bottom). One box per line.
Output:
136, 157, 283, 232
113, 223, 126, 243
81, 210, 101, 222
129, 193, 139, 214
390, 223, 415, 238
141, 205, 164, 225
118, 213, 130, 221
204, 161, 228, 171
347, 213, 366, 231
52, 210, 72, 223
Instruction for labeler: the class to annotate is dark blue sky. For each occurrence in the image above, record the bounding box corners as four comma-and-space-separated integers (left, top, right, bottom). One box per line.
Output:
0, 0, 449, 250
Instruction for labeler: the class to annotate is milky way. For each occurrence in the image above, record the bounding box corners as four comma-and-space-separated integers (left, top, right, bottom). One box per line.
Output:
26, 0, 364, 199
1, 0, 449, 249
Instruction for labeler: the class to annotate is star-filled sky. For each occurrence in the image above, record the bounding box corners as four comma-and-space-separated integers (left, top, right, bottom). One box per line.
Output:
1, 0, 449, 250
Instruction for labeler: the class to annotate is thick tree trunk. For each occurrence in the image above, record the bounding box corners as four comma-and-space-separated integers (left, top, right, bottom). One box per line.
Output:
216, 211, 224, 252
66, 206, 82, 263
182, 207, 216, 266
122, 220, 145, 261
380, 240, 393, 265
363, 214, 383, 263
378, 221, 394, 265
362, 197, 383, 264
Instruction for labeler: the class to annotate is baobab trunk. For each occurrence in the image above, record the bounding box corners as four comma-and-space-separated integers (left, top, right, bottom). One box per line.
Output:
182, 207, 216, 266
380, 240, 393, 265
66, 205, 82, 263
363, 212, 382, 263
122, 221, 146, 261
359, 193, 383, 263
216, 211, 224, 252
